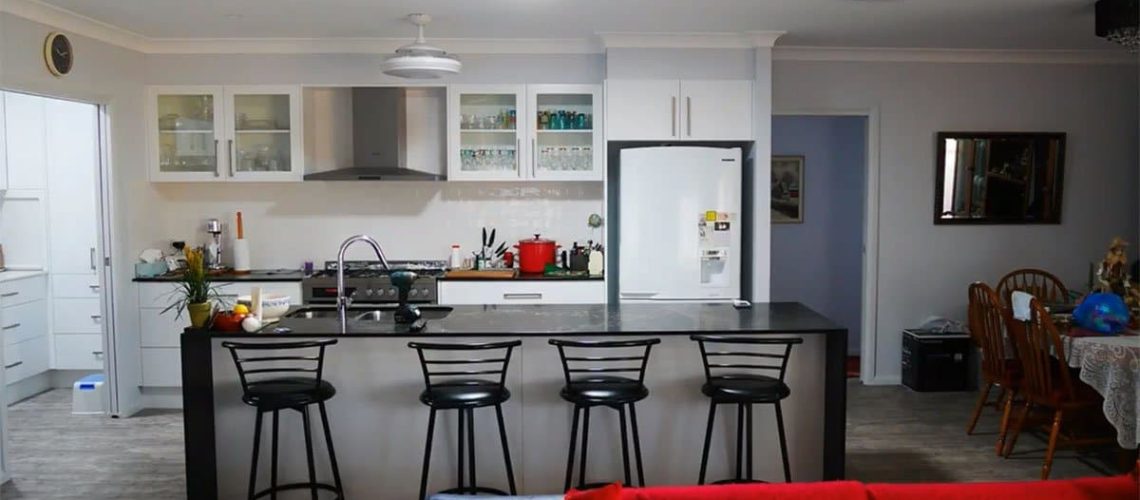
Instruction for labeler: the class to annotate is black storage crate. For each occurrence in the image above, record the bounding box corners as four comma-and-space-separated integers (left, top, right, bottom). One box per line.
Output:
901, 329, 973, 392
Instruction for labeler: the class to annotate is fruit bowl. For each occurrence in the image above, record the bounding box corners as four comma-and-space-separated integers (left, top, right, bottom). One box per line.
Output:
237, 294, 291, 320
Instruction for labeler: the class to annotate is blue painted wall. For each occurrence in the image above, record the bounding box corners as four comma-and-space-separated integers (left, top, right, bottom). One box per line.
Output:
772, 116, 867, 354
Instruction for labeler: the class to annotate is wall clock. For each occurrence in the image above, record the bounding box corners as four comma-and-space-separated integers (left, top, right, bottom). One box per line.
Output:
44, 32, 73, 77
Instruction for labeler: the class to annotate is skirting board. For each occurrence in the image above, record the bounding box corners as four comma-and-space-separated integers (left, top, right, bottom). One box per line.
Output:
5, 372, 52, 406
865, 375, 902, 386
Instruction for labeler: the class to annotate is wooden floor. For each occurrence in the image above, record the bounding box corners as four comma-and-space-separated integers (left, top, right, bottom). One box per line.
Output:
0, 382, 1119, 498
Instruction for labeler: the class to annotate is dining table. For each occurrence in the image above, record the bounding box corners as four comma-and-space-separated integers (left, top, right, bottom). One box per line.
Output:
1061, 331, 1140, 449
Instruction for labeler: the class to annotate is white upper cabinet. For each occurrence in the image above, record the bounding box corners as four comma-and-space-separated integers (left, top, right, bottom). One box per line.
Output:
448, 84, 603, 182
4, 92, 48, 190
605, 79, 753, 141
45, 98, 100, 275
148, 86, 302, 182
0, 92, 8, 192
605, 80, 680, 141
679, 80, 753, 140
528, 84, 603, 181
447, 85, 527, 181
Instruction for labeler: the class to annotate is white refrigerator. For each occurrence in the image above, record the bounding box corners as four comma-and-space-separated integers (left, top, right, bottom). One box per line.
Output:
618, 146, 743, 302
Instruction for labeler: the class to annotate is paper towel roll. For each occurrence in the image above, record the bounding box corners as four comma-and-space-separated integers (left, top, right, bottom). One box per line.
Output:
233, 239, 251, 273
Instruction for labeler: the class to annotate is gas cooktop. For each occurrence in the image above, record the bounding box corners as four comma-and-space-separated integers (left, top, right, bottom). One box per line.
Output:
303, 260, 447, 304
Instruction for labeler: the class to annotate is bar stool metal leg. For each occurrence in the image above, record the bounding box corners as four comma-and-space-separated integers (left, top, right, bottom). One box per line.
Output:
456, 410, 465, 493
628, 403, 645, 487
419, 408, 437, 500
735, 404, 744, 481
494, 404, 517, 494
775, 401, 791, 483
617, 405, 632, 486
578, 406, 591, 489
466, 408, 477, 494
317, 402, 345, 498
301, 406, 319, 500
271, 410, 280, 500
746, 404, 754, 481
564, 405, 581, 492
698, 402, 716, 485
247, 410, 263, 500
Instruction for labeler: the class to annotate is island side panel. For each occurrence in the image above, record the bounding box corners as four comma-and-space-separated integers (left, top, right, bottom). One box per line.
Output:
181, 333, 218, 500
824, 330, 848, 479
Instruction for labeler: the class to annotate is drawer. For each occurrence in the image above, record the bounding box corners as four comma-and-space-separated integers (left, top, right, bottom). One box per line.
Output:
438, 280, 606, 305
138, 281, 302, 309
52, 274, 102, 298
2, 299, 48, 346
141, 347, 181, 387
6, 335, 48, 384
53, 333, 105, 370
0, 275, 47, 307
52, 298, 103, 334
140, 307, 185, 347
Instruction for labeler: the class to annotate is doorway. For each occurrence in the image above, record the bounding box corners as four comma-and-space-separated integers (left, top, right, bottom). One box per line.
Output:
770, 115, 870, 378
0, 89, 117, 487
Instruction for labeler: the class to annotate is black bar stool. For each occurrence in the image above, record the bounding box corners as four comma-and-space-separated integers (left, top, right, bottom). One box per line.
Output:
222, 339, 344, 500
549, 338, 660, 491
409, 340, 521, 500
691, 335, 803, 485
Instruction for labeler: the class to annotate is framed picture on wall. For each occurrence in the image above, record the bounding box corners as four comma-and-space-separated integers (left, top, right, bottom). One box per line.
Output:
772, 156, 804, 223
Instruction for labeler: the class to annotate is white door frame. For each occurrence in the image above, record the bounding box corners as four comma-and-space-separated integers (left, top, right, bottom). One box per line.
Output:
771, 108, 882, 385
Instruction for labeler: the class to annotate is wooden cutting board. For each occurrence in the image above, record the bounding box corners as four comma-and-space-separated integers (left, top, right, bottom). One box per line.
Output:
444, 269, 518, 279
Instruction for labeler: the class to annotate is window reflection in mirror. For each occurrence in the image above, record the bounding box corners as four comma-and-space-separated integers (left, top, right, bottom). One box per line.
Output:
935, 132, 1065, 225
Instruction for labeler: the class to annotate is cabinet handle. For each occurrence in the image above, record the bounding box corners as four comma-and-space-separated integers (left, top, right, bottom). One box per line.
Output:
2, 323, 21, 330
516, 139, 521, 178
90, 247, 97, 271
686, 97, 692, 137
0, 292, 18, 298
92, 351, 104, 356
89, 284, 101, 291
91, 314, 102, 320
213, 139, 220, 177
4, 361, 22, 369
531, 138, 537, 178
503, 292, 542, 300
671, 97, 677, 137
228, 139, 235, 177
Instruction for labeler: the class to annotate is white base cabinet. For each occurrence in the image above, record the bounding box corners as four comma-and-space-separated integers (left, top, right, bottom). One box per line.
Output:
2, 274, 49, 386
137, 281, 302, 387
438, 280, 606, 305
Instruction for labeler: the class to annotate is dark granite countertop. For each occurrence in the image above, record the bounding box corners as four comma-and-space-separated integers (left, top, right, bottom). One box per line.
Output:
438, 273, 604, 281
134, 269, 304, 283
194, 302, 844, 338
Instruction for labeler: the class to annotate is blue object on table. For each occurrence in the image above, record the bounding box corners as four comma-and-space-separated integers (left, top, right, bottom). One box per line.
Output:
1072, 292, 1129, 334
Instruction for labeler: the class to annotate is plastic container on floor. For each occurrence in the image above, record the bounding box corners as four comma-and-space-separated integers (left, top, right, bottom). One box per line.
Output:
71, 373, 107, 415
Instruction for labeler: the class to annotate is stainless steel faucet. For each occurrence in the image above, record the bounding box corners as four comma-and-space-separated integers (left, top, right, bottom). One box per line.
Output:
336, 234, 390, 327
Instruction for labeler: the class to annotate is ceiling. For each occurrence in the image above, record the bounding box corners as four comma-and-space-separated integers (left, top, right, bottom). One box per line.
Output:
37, 0, 1118, 51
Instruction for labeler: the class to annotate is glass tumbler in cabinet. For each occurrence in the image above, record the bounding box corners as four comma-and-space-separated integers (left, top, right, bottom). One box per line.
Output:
449, 85, 526, 180
225, 87, 302, 180
529, 85, 602, 181
154, 91, 222, 178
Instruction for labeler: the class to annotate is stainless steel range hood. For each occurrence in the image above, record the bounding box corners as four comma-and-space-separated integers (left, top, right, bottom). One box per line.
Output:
303, 87, 446, 181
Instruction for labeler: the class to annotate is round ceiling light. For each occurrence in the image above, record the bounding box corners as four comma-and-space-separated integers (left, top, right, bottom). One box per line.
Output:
381, 14, 462, 79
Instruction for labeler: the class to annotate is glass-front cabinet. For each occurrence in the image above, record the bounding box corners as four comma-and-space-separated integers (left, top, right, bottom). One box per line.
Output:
447, 84, 602, 182
149, 85, 302, 182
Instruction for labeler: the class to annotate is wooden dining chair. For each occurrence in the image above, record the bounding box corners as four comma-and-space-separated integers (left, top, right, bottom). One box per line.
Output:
996, 269, 1069, 305
1002, 298, 1112, 479
966, 282, 1021, 456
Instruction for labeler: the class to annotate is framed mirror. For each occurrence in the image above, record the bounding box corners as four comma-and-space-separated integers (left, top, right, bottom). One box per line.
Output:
934, 132, 1065, 225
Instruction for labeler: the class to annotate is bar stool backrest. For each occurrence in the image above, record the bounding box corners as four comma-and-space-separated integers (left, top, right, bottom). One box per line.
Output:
221, 339, 338, 394
548, 338, 661, 385
690, 335, 803, 383
407, 340, 523, 389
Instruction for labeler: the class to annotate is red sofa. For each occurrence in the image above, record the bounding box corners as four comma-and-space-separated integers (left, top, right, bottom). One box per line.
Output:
596, 471, 1139, 500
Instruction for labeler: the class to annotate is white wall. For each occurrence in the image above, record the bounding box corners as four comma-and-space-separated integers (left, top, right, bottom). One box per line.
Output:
773, 59, 1139, 383
142, 53, 607, 263
0, 11, 149, 414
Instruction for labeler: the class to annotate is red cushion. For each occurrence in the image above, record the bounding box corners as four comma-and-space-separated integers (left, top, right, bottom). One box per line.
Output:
619, 481, 867, 500
568, 482, 622, 500
866, 474, 1138, 500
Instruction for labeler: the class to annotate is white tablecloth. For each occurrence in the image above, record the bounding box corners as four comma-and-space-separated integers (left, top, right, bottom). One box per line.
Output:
1063, 335, 1140, 449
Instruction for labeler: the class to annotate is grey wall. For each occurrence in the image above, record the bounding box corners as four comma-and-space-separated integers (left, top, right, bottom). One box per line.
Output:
774, 59, 1139, 383
772, 115, 867, 355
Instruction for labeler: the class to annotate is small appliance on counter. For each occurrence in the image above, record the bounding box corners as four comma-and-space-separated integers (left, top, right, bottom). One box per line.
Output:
205, 218, 225, 270
901, 328, 973, 392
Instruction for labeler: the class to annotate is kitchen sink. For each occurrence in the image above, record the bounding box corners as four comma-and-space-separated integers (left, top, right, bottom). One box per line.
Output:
286, 305, 453, 321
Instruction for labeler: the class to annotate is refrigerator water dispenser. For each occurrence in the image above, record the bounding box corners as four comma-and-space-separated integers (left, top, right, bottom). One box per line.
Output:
700, 248, 730, 286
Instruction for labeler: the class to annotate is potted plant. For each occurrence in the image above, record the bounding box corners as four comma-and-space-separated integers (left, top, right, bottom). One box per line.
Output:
163, 247, 221, 328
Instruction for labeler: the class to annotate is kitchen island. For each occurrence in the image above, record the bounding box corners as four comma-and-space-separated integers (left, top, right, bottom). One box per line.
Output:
181, 302, 846, 499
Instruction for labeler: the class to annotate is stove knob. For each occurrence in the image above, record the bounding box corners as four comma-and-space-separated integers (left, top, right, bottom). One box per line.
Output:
365, 288, 374, 296
409, 289, 419, 297
420, 288, 431, 297
388, 287, 397, 296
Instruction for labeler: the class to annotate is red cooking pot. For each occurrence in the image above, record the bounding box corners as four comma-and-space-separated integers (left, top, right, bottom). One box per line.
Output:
515, 234, 559, 274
